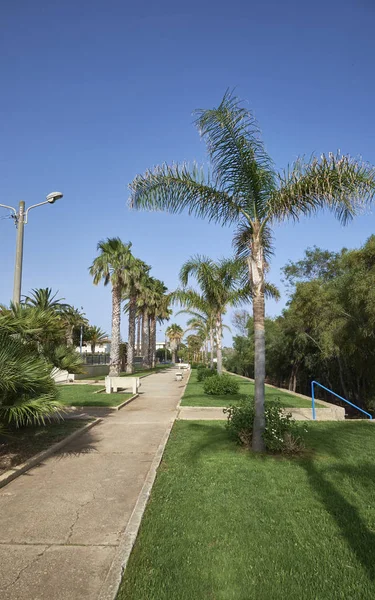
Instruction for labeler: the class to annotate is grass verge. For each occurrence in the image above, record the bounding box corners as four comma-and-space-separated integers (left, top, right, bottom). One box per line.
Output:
117, 420, 375, 600
58, 384, 134, 407
181, 369, 323, 408
0, 420, 86, 475
83, 364, 171, 381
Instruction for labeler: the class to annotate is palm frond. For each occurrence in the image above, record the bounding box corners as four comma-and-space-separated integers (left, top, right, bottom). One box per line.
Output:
195, 90, 276, 219
232, 221, 275, 262
272, 152, 375, 224
129, 162, 242, 225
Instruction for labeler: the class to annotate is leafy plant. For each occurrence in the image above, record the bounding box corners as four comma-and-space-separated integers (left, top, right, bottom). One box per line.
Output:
0, 330, 62, 427
203, 374, 240, 395
197, 367, 216, 382
224, 399, 304, 454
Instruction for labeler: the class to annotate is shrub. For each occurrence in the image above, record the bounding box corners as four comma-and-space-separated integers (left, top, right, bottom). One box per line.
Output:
203, 374, 240, 395
197, 367, 216, 382
224, 399, 305, 454
191, 362, 206, 369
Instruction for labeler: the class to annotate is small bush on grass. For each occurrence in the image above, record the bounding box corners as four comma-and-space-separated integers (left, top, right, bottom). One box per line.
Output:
224, 399, 305, 454
191, 362, 206, 369
203, 374, 240, 395
197, 367, 216, 382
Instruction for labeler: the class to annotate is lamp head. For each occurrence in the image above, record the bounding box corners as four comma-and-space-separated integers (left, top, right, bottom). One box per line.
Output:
46, 191, 63, 204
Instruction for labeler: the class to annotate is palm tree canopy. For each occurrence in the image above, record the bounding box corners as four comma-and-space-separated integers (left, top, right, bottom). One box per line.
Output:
89, 237, 133, 288
177, 255, 251, 313
166, 323, 184, 342
86, 325, 108, 344
129, 91, 375, 239
23, 288, 69, 312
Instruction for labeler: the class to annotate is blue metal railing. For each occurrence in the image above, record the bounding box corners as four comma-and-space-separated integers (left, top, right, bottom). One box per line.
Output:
311, 380, 373, 420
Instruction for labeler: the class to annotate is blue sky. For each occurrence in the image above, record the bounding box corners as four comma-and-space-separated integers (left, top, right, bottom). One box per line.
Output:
1, 0, 374, 344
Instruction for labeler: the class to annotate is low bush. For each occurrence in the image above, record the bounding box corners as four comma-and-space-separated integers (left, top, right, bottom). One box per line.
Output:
197, 367, 216, 382
203, 374, 240, 395
224, 399, 305, 454
191, 362, 206, 370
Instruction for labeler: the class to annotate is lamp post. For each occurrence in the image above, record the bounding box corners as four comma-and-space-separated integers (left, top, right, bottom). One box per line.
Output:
0, 192, 63, 304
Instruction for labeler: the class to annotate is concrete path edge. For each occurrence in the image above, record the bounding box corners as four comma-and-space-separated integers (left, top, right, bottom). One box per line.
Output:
98, 418, 176, 600
0, 418, 102, 490
98, 369, 191, 600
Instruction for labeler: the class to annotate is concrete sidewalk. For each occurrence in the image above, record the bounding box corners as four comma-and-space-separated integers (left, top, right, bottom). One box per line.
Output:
0, 369, 186, 600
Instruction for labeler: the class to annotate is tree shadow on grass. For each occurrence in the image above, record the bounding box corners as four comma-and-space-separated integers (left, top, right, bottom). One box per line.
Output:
300, 458, 375, 581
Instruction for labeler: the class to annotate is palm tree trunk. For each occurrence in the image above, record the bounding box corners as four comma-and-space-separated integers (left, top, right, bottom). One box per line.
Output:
216, 314, 223, 375
67, 326, 74, 346
136, 315, 141, 355
109, 283, 122, 376
142, 310, 150, 368
150, 316, 156, 368
210, 328, 214, 369
126, 297, 136, 374
250, 227, 266, 453
91, 341, 95, 354
204, 340, 208, 365
171, 341, 177, 364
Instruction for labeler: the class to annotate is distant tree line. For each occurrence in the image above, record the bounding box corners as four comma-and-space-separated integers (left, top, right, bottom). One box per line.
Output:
226, 236, 375, 412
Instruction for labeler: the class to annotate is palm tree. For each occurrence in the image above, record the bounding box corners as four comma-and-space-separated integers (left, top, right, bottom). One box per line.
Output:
89, 238, 132, 376
175, 256, 249, 374
23, 288, 69, 312
166, 323, 184, 363
129, 91, 375, 452
178, 305, 216, 368
147, 279, 171, 368
123, 258, 151, 373
62, 306, 87, 346
86, 325, 108, 354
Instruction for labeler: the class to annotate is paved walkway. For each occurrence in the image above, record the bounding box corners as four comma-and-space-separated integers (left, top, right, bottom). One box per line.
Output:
0, 369, 185, 600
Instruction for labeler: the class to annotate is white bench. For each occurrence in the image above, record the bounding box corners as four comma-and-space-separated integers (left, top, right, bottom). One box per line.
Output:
177, 363, 190, 370
105, 376, 140, 394
175, 372, 183, 381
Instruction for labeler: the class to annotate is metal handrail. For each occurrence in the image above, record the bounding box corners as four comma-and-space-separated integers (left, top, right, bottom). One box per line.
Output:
311, 380, 373, 420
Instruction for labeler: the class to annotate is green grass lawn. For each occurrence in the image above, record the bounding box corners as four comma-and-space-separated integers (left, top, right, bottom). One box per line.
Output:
83, 364, 170, 381
117, 420, 375, 600
181, 369, 323, 408
58, 384, 134, 407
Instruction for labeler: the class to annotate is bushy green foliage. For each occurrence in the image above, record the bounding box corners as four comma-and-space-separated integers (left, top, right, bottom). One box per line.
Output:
203, 374, 240, 395
191, 362, 206, 369
224, 399, 304, 454
197, 367, 215, 382
0, 330, 62, 428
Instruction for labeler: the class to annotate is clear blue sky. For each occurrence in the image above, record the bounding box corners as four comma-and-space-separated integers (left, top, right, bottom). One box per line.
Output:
1, 0, 374, 344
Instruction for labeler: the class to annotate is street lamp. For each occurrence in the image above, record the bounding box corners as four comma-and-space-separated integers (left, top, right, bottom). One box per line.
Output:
0, 192, 63, 304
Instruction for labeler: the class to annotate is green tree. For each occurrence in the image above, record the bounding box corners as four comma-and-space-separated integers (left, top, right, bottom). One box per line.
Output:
175, 256, 249, 375
85, 325, 108, 354
23, 288, 68, 312
129, 91, 375, 451
166, 324, 184, 363
89, 238, 132, 376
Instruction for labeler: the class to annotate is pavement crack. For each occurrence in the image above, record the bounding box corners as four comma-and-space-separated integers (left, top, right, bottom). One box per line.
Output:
65, 491, 96, 544
2, 544, 51, 591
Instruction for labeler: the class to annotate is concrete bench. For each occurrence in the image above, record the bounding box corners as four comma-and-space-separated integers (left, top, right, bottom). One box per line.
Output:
175, 372, 183, 382
105, 376, 140, 394
177, 363, 190, 370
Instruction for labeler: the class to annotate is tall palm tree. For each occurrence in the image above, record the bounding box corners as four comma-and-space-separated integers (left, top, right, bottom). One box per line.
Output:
124, 258, 151, 373
129, 91, 375, 451
166, 323, 184, 363
89, 238, 132, 376
178, 305, 216, 368
175, 256, 249, 374
147, 279, 171, 368
86, 325, 108, 354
